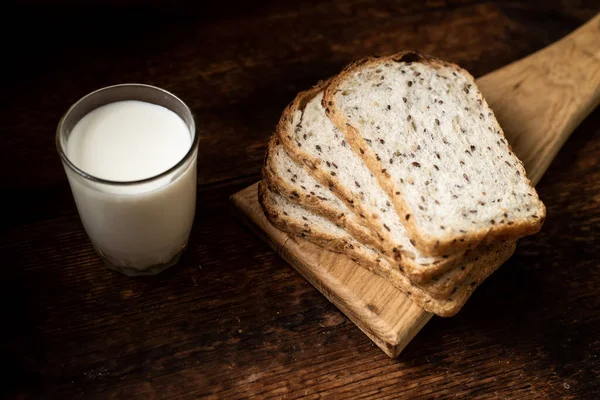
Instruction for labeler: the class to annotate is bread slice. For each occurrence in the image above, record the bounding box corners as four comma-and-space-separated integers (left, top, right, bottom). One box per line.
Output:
258, 180, 516, 316
277, 82, 469, 282
323, 51, 546, 256
264, 138, 510, 298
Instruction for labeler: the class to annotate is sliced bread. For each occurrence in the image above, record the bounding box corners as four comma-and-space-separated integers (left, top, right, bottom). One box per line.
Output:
277, 82, 467, 282
323, 51, 546, 256
263, 138, 511, 298
258, 180, 516, 316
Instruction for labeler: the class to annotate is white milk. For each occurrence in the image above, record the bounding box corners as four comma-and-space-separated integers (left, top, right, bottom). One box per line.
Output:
65, 100, 197, 273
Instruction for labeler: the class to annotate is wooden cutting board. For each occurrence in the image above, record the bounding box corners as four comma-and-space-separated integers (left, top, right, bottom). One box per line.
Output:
231, 14, 600, 358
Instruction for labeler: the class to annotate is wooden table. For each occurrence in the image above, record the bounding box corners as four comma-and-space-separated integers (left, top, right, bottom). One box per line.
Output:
2, 1, 599, 398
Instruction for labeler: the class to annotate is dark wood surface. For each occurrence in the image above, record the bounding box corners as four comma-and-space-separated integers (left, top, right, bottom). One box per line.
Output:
1, 1, 599, 398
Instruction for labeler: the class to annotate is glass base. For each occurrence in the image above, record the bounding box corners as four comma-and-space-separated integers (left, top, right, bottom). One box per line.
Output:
100, 246, 186, 277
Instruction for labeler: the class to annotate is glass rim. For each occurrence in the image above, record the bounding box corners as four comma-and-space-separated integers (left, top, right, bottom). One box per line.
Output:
56, 83, 198, 186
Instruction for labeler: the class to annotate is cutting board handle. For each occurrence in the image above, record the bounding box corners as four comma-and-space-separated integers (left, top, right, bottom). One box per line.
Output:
477, 13, 600, 185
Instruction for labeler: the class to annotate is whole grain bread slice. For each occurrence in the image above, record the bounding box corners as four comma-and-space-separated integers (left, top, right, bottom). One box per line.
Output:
258, 180, 516, 317
323, 51, 546, 256
277, 82, 468, 282
264, 138, 510, 299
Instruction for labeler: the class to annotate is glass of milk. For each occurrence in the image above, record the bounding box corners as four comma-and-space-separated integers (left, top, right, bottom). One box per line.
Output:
56, 84, 199, 276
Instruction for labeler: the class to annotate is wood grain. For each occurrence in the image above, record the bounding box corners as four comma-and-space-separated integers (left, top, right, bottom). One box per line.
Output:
1, 1, 599, 398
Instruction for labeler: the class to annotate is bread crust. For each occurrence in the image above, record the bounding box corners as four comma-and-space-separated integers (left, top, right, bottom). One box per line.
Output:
322, 50, 546, 257
258, 180, 517, 317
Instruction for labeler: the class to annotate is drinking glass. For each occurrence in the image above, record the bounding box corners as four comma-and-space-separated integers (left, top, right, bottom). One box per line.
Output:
56, 84, 199, 276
